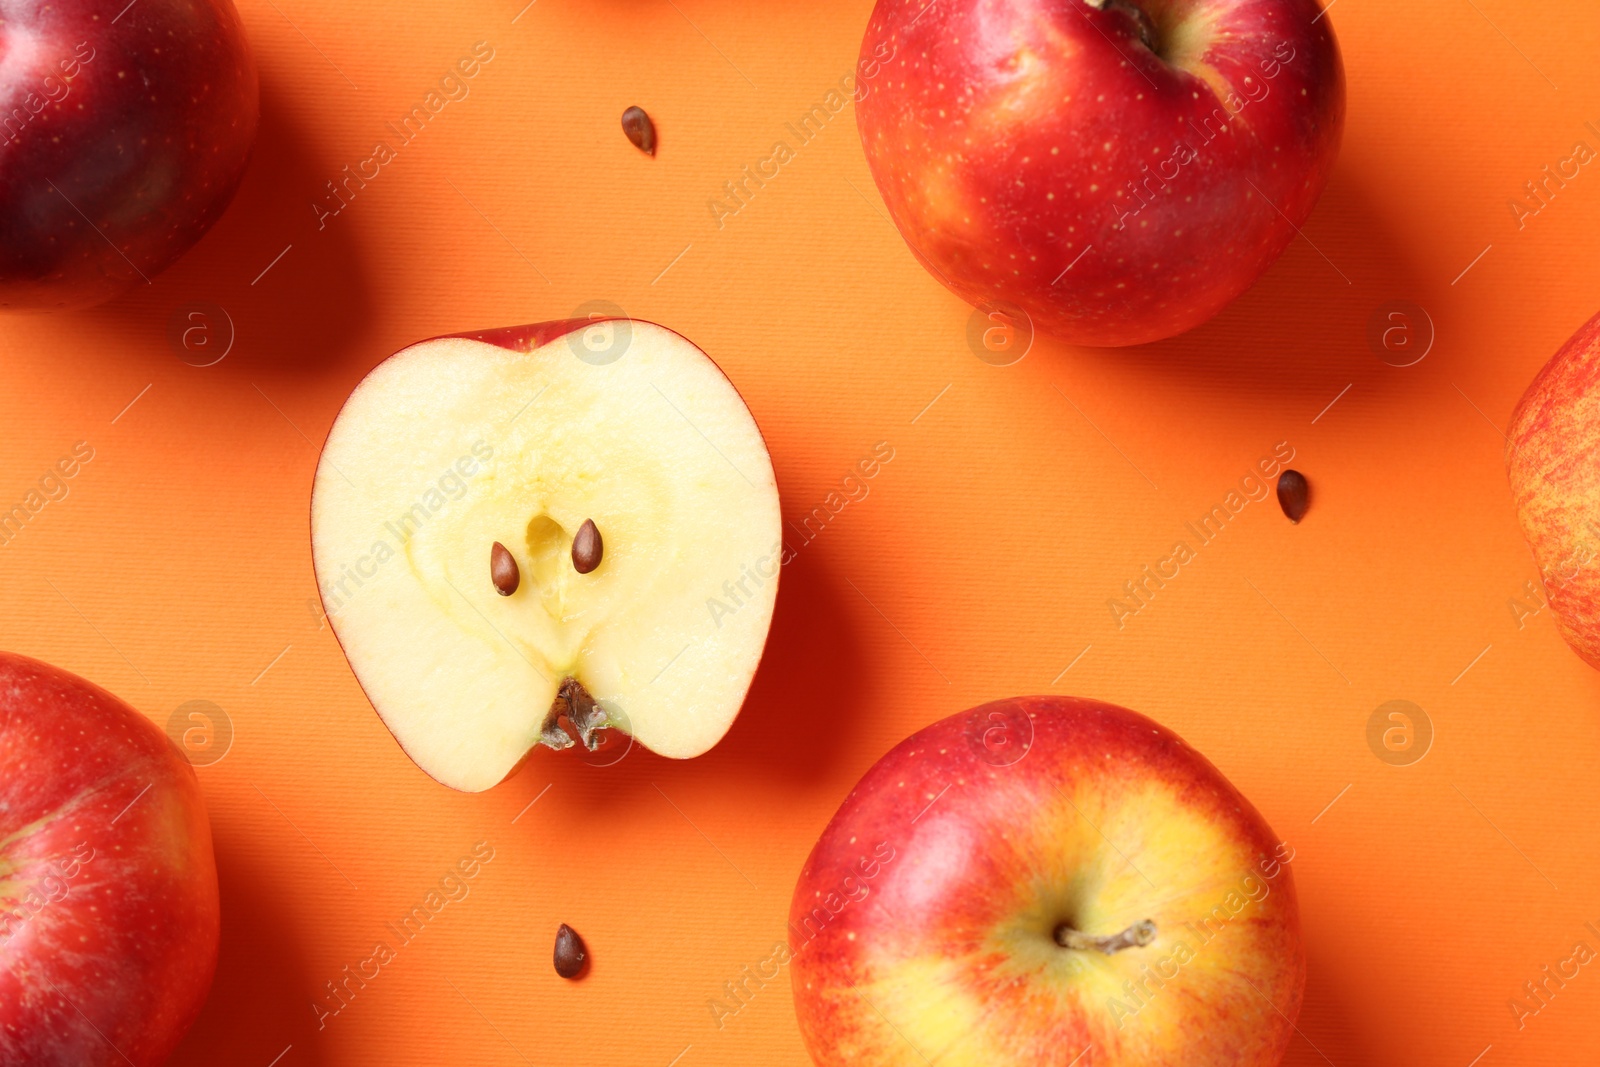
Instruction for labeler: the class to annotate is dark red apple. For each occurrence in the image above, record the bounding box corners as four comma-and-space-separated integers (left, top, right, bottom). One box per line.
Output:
0, 652, 220, 1065
856, 0, 1344, 346
0, 0, 258, 310
790, 696, 1303, 1066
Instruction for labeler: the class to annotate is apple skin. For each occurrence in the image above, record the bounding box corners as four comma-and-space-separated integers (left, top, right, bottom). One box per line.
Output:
0, 0, 258, 311
1507, 309, 1600, 669
0, 652, 220, 1066
855, 0, 1344, 346
444, 318, 604, 351
789, 696, 1303, 1067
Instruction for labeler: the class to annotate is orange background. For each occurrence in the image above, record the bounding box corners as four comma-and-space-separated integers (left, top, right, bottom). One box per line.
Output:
3, 0, 1598, 1063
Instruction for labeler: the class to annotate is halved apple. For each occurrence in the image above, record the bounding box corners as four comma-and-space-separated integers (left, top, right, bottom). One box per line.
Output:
311, 319, 782, 791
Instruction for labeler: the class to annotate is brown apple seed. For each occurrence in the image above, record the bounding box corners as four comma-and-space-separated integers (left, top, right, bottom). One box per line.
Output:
490, 541, 520, 595
554, 923, 588, 979
572, 519, 603, 574
621, 106, 656, 156
1277, 469, 1309, 524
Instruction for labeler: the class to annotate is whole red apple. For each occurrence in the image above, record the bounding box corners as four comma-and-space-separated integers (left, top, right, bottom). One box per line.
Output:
0, 652, 219, 1066
856, 0, 1344, 346
1507, 309, 1600, 669
0, 0, 258, 311
789, 696, 1303, 1066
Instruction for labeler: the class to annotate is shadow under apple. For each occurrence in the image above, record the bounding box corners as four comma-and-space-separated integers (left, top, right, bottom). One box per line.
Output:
699, 540, 873, 787
165, 823, 328, 1067
1278, 935, 1375, 1067
1031, 166, 1439, 411
74, 68, 376, 379
502, 536, 871, 814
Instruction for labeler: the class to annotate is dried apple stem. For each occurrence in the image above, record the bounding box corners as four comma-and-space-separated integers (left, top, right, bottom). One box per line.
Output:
1054, 919, 1157, 954
537, 677, 611, 751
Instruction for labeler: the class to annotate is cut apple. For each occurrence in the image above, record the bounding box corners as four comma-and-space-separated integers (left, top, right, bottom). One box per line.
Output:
311, 319, 781, 791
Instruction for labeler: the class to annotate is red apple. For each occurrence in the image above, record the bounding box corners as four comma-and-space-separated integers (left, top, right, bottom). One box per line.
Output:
855, 0, 1344, 346
789, 696, 1303, 1066
0, 0, 258, 311
0, 652, 219, 1065
1507, 309, 1600, 669
310, 318, 782, 791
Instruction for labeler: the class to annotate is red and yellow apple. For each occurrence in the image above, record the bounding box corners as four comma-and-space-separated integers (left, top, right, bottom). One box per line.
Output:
855, 0, 1345, 346
1507, 309, 1600, 668
311, 318, 782, 791
0, 0, 258, 310
0, 652, 219, 1066
789, 696, 1302, 1066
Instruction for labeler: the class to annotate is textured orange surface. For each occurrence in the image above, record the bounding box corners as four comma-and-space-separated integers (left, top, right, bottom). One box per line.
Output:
2, 0, 1598, 1063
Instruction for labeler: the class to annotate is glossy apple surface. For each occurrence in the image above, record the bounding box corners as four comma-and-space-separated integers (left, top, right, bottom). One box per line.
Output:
856, 0, 1344, 346
1507, 309, 1600, 669
0, 652, 220, 1066
311, 318, 782, 791
0, 0, 258, 310
790, 696, 1303, 1066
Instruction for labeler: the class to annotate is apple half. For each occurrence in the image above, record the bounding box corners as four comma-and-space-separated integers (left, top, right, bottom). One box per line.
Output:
311, 319, 781, 791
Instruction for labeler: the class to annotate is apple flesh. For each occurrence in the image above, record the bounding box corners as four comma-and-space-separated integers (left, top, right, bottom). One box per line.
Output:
0, 0, 258, 310
0, 652, 219, 1066
790, 696, 1303, 1066
855, 0, 1344, 346
311, 319, 782, 792
1507, 309, 1600, 669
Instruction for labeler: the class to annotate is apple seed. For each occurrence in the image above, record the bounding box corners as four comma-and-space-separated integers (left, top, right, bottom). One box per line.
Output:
572, 518, 603, 574
490, 541, 520, 595
554, 923, 588, 979
1276, 469, 1310, 524
621, 106, 656, 156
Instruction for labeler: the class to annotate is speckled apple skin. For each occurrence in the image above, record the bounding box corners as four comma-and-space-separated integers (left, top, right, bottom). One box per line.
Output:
1507, 310, 1600, 670
789, 696, 1303, 1067
0, 652, 219, 1067
0, 0, 258, 310
856, 0, 1344, 346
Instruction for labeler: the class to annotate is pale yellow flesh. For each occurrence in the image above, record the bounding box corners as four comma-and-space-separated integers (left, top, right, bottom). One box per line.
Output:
311, 325, 781, 791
